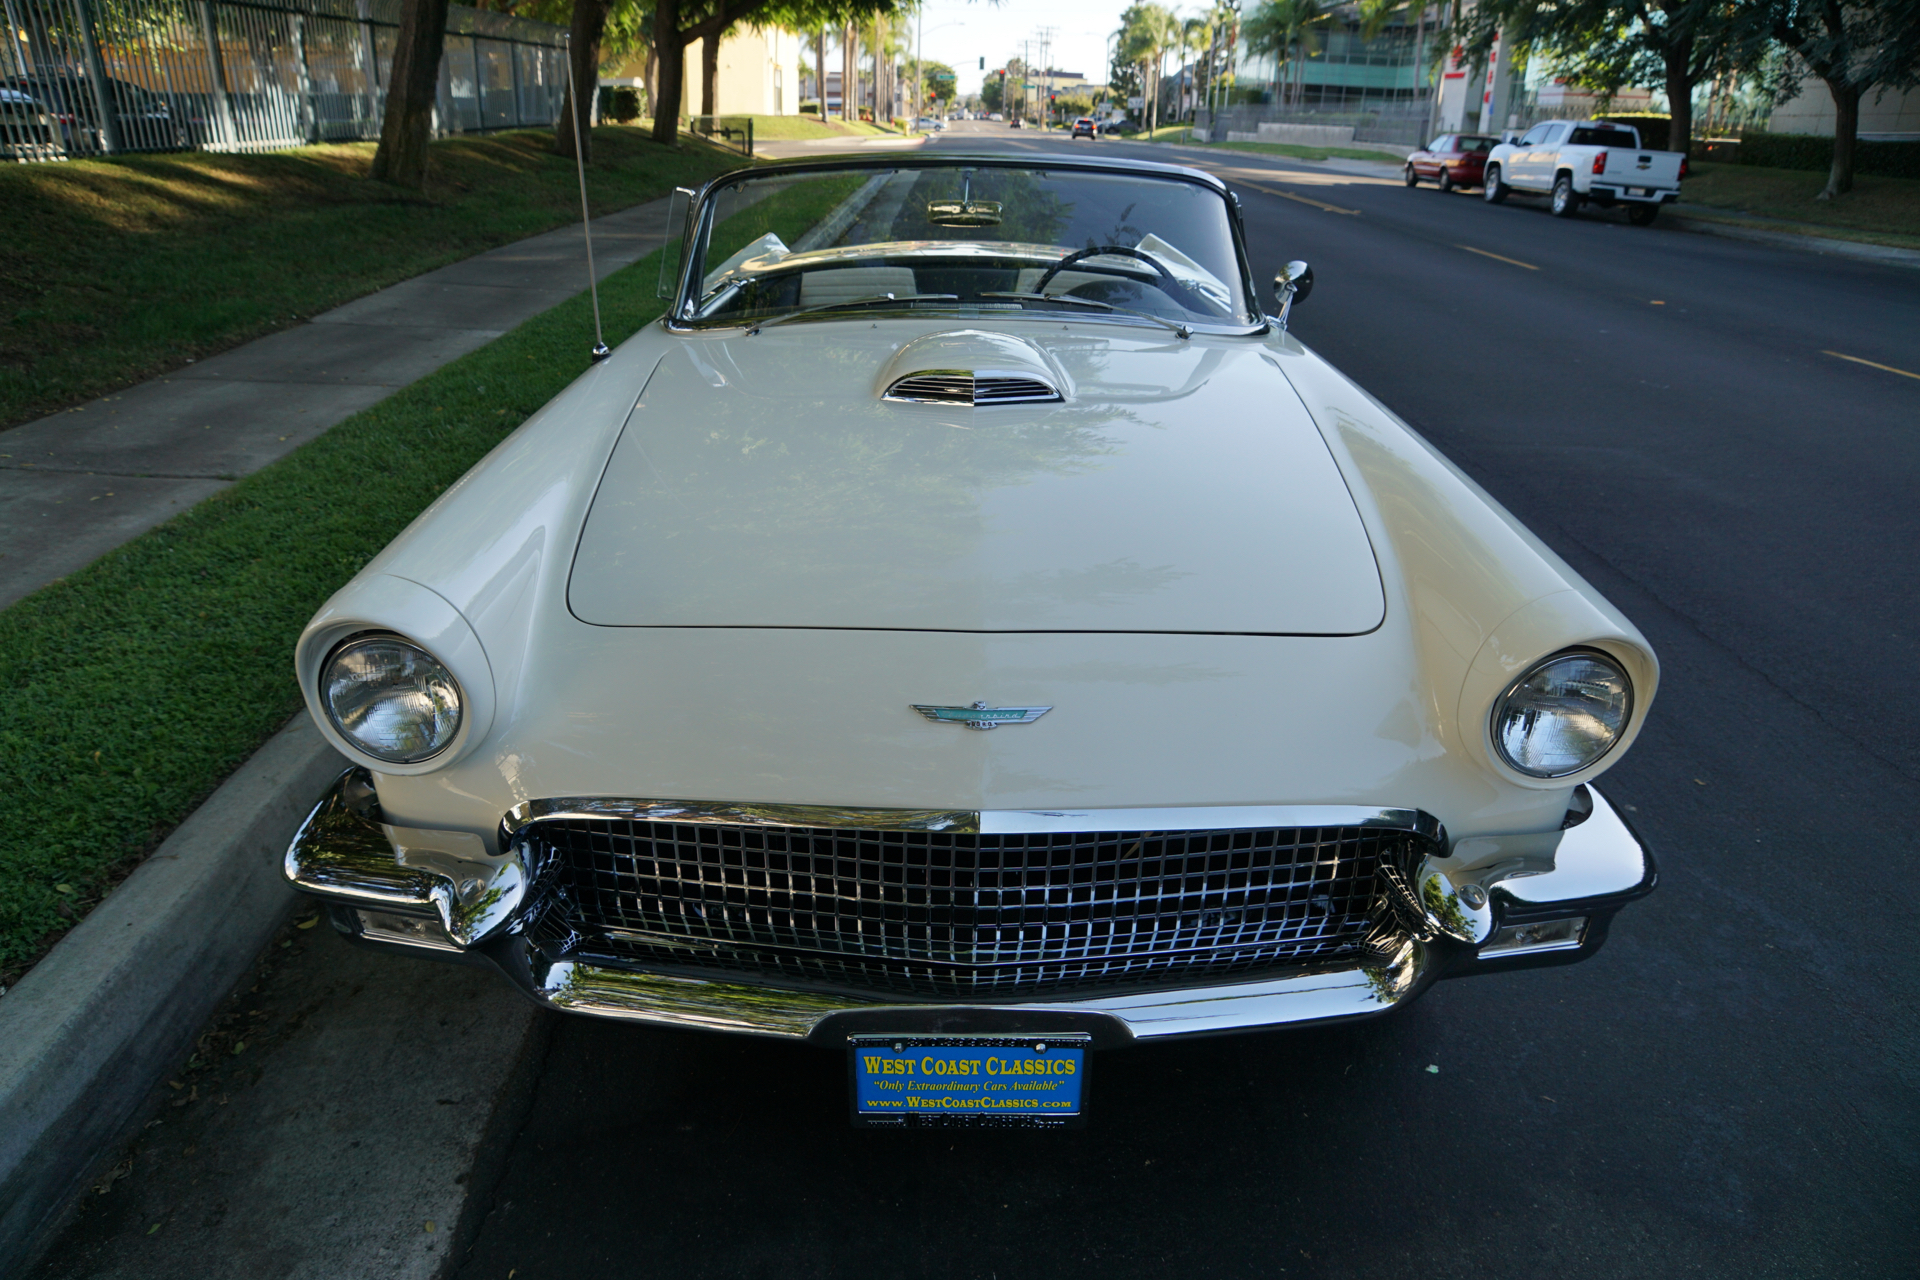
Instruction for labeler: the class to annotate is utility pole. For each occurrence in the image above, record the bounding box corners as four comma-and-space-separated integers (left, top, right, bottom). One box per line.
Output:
1034, 26, 1054, 128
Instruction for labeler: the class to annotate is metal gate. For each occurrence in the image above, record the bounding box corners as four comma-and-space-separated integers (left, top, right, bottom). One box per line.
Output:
1, 0, 566, 161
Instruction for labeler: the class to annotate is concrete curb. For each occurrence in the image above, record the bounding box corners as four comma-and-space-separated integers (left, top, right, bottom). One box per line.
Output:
0, 717, 344, 1273
1669, 212, 1920, 268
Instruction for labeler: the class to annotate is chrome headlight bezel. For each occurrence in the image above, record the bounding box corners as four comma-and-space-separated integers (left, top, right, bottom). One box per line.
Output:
319, 632, 465, 765
1488, 647, 1634, 780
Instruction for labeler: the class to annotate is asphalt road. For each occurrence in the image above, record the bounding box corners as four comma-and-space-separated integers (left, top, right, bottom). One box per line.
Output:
38, 125, 1919, 1279
447, 128, 1920, 1278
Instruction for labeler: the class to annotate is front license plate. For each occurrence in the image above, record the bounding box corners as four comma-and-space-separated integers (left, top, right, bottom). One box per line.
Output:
849, 1035, 1090, 1129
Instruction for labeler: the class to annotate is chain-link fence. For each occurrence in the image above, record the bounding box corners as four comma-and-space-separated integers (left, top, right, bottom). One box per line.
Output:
1, 0, 566, 162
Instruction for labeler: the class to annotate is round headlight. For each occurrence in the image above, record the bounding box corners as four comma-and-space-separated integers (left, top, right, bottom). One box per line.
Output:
1491, 649, 1633, 778
321, 634, 463, 764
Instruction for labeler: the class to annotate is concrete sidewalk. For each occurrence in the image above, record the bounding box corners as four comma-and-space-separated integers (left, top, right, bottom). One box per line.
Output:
0, 195, 678, 613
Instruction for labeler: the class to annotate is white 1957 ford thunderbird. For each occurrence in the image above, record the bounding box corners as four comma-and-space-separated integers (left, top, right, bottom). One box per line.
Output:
286, 154, 1655, 1126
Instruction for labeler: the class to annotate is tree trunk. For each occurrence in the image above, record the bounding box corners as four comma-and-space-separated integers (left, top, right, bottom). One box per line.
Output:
369, 0, 449, 188
650, 0, 683, 143
1820, 76, 1860, 199
643, 45, 657, 119
1663, 56, 1693, 158
700, 7, 723, 117
555, 0, 611, 161
816, 26, 826, 111
842, 24, 856, 121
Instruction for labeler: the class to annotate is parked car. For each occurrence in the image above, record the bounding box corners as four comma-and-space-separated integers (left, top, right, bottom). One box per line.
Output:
1071, 116, 1097, 139
1, 72, 186, 153
287, 153, 1658, 1126
0, 87, 62, 159
1483, 119, 1683, 224
988, 112, 1004, 121
1403, 133, 1496, 191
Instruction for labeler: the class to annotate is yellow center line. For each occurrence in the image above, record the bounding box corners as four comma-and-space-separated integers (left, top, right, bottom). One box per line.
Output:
1455, 244, 1539, 271
1239, 181, 1362, 216
1823, 350, 1920, 382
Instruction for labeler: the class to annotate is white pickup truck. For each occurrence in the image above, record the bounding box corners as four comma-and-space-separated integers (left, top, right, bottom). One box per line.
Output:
1482, 119, 1684, 224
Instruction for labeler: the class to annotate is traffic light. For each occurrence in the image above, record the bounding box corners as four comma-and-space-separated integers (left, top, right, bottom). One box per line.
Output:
979, 57, 985, 70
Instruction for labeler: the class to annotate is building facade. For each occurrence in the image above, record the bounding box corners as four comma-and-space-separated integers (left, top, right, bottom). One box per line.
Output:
601, 25, 802, 117
1766, 80, 1920, 140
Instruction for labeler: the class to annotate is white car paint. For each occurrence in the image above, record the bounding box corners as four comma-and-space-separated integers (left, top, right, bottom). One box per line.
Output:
285, 156, 1660, 1043
296, 314, 1655, 863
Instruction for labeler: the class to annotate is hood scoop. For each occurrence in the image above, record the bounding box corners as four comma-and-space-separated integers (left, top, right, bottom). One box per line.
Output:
876, 329, 1069, 406
884, 372, 1061, 406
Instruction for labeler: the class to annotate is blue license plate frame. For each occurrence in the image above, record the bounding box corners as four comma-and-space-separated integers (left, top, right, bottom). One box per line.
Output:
848, 1035, 1091, 1129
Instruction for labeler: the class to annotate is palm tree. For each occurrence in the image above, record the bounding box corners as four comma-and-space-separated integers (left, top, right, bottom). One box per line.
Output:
1183, 13, 1212, 123
1243, 0, 1328, 108
1117, 3, 1181, 134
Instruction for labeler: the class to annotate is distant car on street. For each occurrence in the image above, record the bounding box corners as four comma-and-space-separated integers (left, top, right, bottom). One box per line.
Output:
1403, 134, 1496, 191
988, 112, 1003, 121
1008, 117, 1024, 128
1483, 119, 1684, 224
1071, 116, 1097, 139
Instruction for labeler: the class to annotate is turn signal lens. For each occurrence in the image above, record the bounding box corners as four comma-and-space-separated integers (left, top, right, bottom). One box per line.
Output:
321, 634, 463, 763
1491, 649, 1632, 778
1592, 153, 1607, 175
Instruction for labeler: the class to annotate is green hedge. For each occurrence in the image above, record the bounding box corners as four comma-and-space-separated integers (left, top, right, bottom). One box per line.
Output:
1737, 132, 1920, 180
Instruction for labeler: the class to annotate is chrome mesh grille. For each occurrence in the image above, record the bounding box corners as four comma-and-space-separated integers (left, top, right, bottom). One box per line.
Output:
974, 376, 1061, 404
530, 819, 1414, 999
883, 373, 1061, 406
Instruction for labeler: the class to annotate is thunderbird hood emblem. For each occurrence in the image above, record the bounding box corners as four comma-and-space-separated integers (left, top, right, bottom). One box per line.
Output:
911, 701, 1052, 731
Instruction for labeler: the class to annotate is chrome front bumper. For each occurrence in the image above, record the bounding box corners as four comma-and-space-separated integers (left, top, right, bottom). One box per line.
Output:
286, 773, 1655, 1046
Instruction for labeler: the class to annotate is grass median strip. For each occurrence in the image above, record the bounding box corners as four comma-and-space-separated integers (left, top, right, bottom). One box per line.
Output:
0, 173, 860, 986
1677, 162, 1920, 251
0, 127, 743, 430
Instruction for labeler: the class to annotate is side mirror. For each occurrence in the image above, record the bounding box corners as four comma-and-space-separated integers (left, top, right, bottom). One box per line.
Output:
1276, 260, 1313, 305
1272, 260, 1313, 330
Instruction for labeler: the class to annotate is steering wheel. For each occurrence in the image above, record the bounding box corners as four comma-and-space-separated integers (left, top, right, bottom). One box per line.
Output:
1034, 244, 1181, 296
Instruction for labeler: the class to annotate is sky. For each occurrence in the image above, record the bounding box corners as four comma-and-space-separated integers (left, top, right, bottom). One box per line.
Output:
905, 0, 1135, 98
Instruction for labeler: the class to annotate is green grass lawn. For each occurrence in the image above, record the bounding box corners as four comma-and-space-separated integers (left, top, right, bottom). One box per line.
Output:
1133, 129, 1399, 163
1205, 139, 1405, 163
747, 114, 898, 140
1676, 162, 1920, 249
0, 175, 861, 986
0, 128, 745, 430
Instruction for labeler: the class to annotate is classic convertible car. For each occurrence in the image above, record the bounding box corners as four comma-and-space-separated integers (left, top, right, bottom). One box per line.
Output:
287, 154, 1656, 1125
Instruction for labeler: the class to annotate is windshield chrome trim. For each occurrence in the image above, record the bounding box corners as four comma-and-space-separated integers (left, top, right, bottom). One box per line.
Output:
500, 798, 1443, 843
666, 308, 1266, 339
666, 152, 1262, 330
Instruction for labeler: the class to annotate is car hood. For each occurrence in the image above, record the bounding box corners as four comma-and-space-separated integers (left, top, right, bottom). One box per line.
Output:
567, 325, 1384, 634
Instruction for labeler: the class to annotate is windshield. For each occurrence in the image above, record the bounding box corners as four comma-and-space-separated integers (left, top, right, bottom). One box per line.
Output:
676, 162, 1255, 331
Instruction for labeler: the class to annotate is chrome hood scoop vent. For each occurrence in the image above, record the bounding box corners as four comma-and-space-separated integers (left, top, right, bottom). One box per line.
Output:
877, 329, 1069, 406
884, 372, 1062, 406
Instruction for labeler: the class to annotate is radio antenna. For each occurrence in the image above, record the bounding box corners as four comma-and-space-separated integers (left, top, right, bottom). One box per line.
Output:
564, 34, 610, 363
